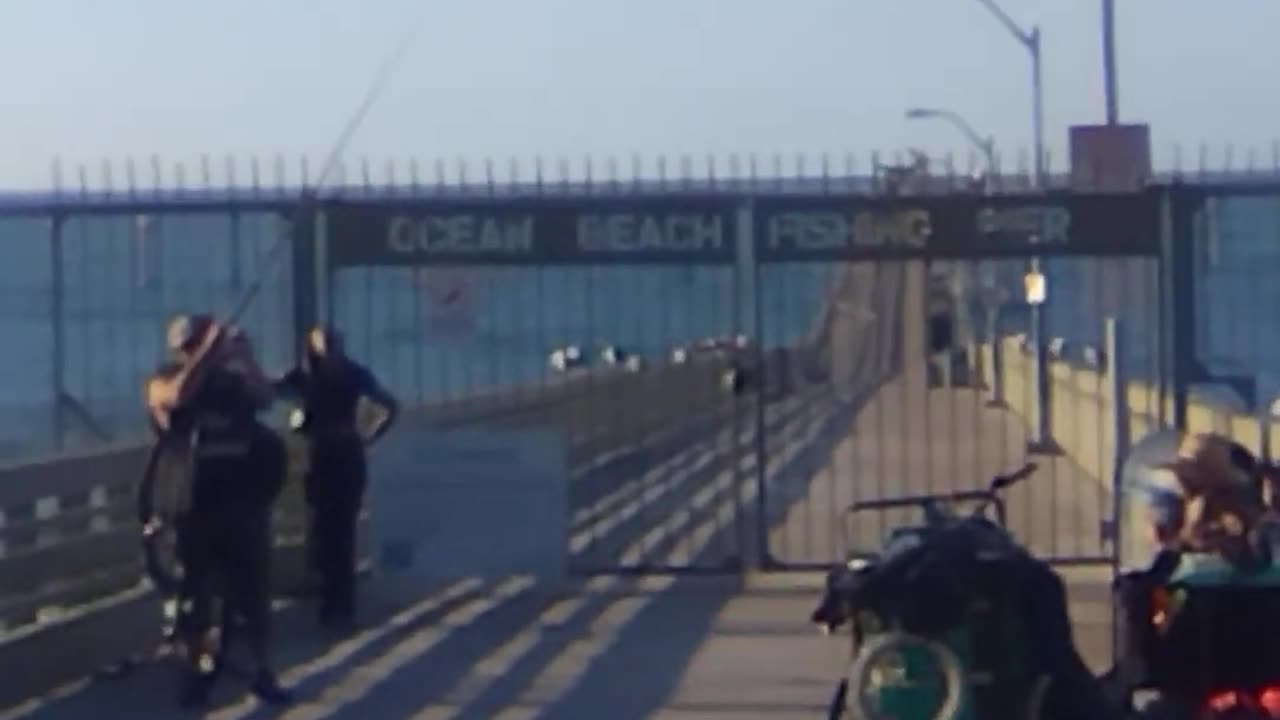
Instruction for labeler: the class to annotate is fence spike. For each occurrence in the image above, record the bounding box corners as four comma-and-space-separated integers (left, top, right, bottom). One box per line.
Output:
556, 156, 570, 190
1170, 143, 1182, 178
224, 155, 237, 190
174, 161, 187, 193
1224, 143, 1235, 174
1247, 146, 1258, 175
747, 153, 759, 188
125, 157, 138, 197
270, 154, 284, 189
408, 157, 421, 189
300, 156, 311, 190
359, 157, 372, 191
383, 157, 397, 192
150, 155, 163, 194
99, 159, 114, 196
76, 163, 90, 198
332, 159, 347, 189
1197, 141, 1208, 179
455, 157, 468, 187
50, 158, 64, 196
630, 153, 642, 188
433, 158, 446, 188
1273, 140, 1280, 175
842, 152, 855, 178
606, 155, 619, 188
508, 156, 520, 187
199, 154, 212, 188
656, 155, 668, 187
533, 156, 544, 192
483, 156, 496, 194
249, 156, 261, 193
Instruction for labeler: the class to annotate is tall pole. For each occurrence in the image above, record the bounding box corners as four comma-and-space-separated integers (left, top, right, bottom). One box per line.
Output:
1102, 0, 1119, 124
1030, 28, 1045, 184
971, 0, 1053, 449
1027, 25, 1052, 450
905, 107, 1002, 400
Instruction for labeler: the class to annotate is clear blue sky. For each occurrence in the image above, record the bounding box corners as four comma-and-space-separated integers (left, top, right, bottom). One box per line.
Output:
0, 0, 1275, 189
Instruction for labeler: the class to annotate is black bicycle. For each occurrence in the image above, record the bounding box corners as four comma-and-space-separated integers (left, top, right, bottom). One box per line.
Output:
813, 462, 1042, 720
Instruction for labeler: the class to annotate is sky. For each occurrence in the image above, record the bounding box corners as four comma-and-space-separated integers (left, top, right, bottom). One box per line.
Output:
0, 0, 1276, 190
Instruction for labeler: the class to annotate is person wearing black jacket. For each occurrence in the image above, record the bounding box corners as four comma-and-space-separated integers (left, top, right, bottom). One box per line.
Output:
276, 326, 397, 627
144, 315, 291, 707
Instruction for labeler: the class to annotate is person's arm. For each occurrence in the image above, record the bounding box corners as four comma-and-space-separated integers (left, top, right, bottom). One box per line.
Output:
145, 324, 226, 427
357, 365, 399, 445
273, 368, 304, 400
145, 376, 175, 431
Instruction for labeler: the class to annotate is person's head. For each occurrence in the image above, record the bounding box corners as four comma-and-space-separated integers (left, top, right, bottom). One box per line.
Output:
165, 314, 215, 362
1158, 432, 1256, 496
305, 325, 345, 369
1150, 433, 1267, 555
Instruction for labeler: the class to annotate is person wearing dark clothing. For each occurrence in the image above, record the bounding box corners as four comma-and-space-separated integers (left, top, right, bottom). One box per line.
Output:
276, 326, 397, 627
144, 315, 291, 707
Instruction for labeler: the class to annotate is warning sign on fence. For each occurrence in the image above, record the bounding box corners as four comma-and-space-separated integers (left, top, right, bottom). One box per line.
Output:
415, 268, 476, 340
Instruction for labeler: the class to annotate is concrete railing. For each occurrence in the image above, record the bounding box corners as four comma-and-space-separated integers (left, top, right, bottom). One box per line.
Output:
0, 341, 827, 710
989, 334, 1277, 489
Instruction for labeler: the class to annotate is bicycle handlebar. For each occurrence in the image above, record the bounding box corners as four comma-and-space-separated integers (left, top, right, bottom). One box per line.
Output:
991, 462, 1038, 491
845, 462, 1039, 525
849, 489, 993, 513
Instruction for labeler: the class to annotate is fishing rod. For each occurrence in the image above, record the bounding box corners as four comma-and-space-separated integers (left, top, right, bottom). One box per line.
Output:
133, 4, 431, 596
227, 2, 430, 323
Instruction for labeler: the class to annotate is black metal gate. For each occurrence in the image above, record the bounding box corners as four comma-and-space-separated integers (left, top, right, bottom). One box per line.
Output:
749, 188, 1166, 570
320, 194, 749, 575
315, 184, 1175, 576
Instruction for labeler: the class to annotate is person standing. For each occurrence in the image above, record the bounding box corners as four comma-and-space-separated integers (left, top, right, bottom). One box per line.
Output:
144, 315, 291, 707
277, 326, 398, 627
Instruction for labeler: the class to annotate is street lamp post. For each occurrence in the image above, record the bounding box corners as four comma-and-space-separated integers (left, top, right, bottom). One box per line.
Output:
903, 108, 997, 177
905, 107, 1005, 406
970, 0, 1052, 451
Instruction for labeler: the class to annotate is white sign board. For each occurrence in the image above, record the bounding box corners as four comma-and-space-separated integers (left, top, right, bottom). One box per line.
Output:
368, 426, 568, 581
1023, 271, 1047, 306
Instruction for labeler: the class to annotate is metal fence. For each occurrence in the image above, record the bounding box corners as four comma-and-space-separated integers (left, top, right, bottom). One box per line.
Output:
0, 149, 1278, 464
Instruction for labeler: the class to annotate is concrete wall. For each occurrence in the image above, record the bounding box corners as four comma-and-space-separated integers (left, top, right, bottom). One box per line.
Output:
993, 336, 1276, 489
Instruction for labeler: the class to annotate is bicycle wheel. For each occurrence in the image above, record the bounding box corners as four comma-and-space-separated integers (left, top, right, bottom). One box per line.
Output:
847, 632, 965, 720
137, 441, 189, 594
